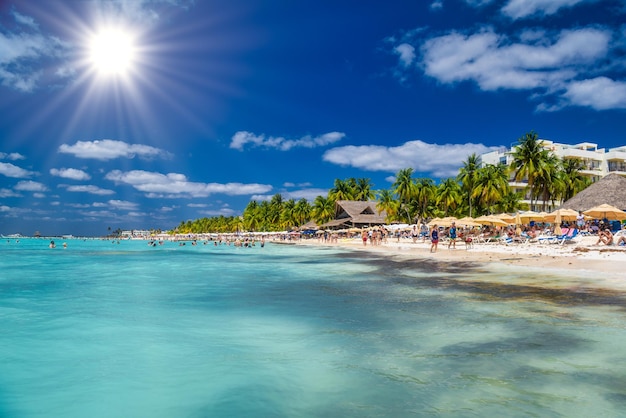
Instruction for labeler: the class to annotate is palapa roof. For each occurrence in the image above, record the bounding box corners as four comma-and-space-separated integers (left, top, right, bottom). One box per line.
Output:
319, 200, 387, 228
559, 173, 626, 211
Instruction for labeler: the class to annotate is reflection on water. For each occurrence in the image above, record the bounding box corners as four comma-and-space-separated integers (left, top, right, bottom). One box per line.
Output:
1, 239, 626, 417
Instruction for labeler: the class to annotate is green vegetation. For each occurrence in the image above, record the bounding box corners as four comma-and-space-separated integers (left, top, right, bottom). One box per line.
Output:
175, 132, 591, 234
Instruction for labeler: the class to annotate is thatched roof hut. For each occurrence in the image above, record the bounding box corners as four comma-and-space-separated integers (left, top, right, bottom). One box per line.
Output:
560, 173, 626, 211
319, 200, 387, 229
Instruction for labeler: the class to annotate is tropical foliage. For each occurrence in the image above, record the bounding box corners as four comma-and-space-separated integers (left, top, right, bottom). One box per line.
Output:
174, 133, 592, 234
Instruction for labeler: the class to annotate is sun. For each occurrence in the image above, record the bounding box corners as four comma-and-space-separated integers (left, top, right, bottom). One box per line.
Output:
89, 28, 136, 76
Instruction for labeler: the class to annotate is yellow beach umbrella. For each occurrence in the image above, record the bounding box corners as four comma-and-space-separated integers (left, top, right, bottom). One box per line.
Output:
457, 216, 481, 227
474, 215, 509, 227
552, 211, 563, 236
427, 217, 444, 227
583, 204, 626, 221
518, 210, 545, 222
493, 213, 516, 224
514, 212, 523, 235
543, 208, 580, 223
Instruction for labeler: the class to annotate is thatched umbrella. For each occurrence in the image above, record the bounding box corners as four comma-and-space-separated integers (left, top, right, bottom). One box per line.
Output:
560, 173, 626, 211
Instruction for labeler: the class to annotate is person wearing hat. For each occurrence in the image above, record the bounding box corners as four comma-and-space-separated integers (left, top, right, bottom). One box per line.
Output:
448, 221, 457, 249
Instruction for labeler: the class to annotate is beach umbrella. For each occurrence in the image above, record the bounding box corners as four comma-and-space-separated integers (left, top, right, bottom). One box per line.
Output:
518, 210, 545, 222
440, 216, 458, 227
427, 217, 444, 227
474, 215, 509, 227
514, 212, 523, 235
457, 216, 481, 227
552, 211, 563, 236
493, 213, 516, 224
583, 203, 626, 220
543, 208, 580, 223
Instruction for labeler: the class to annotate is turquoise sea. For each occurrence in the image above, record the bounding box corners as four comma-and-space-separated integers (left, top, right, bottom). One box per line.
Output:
2, 237, 626, 417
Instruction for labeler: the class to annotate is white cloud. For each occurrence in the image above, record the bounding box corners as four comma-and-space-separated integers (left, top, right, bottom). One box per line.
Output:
394, 43, 416, 68
50, 168, 91, 181
430, 0, 444, 11
0, 162, 36, 178
0, 12, 68, 92
14, 180, 48, 192
562, 77, 626, 110
105, 169, 273, 198
410, 25, 625, 110
230, 131, 345, 151
199, 207, 237, 217
108, 200, 140, 210
252, 188, 330, 202
12, 11, 38, 29
94, 0, 193, 26
501, 0, 589, 20
465, 0, 495, 5
323, 140, 499, 178
0, 152, 26, 160
58, 139, 172, 161
64, 185, 115, 195
283, 181, 312, 188
421, 27, 610, 91
0, 188, 21, 197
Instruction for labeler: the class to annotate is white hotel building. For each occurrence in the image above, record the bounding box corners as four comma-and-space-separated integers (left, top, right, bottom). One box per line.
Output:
480, 140, 626, 211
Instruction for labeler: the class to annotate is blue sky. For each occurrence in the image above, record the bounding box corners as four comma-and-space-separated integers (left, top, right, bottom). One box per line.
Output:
1, 0, 625, 236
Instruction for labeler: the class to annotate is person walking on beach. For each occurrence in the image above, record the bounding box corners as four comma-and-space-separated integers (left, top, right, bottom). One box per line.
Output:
576, 211, 585, 231
430, 224, 439, 253
448, 221, 457, 249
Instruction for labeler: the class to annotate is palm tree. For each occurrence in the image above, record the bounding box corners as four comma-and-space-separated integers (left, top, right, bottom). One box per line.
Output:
437, 178, 462, 216
268, 194, 284, 227
328, 178, 354, 202
294, 198, 312, 226
280, 199, 297, 230
376, 189, 399, 223
413, 177, 436, 222
312, 195, 335, 224
534, 153, 561, 210
560, 158, 591, 202
392, 168, 416, 222
510, 131, 551, 210
243, 200, 262, 231
257, 200, 272, 231
354, 178, 375, 201
457, 153, 480, 217
474, 164, 510, 214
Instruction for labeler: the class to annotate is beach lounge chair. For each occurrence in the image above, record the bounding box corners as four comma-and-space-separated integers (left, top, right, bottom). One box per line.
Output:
559, 228, 579, 244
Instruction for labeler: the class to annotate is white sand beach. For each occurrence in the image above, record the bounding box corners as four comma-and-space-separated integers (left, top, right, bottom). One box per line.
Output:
295, 234, 626, 285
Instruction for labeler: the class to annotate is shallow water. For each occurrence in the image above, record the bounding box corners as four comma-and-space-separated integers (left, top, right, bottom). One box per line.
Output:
1, 238, 626, 417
